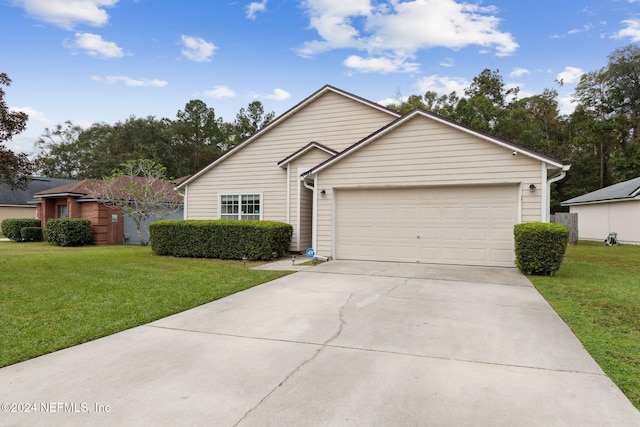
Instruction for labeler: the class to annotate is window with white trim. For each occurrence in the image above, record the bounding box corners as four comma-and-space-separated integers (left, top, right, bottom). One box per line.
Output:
220, 194, 261, 220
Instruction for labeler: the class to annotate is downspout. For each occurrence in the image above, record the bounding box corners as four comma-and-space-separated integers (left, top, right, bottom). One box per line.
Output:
286, 164, 291, 224
546, 165, 571, 222
302, 175, 317, 251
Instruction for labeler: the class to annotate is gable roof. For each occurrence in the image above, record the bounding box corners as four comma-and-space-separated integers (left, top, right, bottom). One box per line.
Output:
562, 177, 640, 206
33, 177, 183, 203
0, 177, 77, 206
277, 141, 338, 167
304, 108, 565, 177
33, 179, 93, 198
176, 85, 401, 189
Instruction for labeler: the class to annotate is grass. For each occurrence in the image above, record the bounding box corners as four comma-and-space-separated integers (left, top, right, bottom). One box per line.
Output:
0, 242, 292, 368
528, 241, 640, 410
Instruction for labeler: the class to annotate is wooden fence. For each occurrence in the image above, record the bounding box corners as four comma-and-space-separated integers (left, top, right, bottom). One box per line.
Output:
551, 212, 578, 245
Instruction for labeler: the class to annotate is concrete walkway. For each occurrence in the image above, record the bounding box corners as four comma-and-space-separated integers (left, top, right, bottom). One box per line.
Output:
0, 261, 638, 426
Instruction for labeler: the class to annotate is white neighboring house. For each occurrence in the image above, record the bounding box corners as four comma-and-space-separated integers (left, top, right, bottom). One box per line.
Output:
561, 177, 640, 245
178, 85, 570, 267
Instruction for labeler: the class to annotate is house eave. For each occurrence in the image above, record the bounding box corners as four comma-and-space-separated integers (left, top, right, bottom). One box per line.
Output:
304, 109, 566, 178
33, 192, 86, 199
277, 141, 338, 168
561, 197, 639, 207
177, 85, 401, 189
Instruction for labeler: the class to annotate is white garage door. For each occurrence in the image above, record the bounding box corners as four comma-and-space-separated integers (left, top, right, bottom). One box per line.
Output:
335, 185, 518, 267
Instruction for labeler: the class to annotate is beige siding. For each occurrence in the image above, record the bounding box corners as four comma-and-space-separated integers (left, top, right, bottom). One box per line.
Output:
185, 90, 396, 249
287, 148, 334, 251
570, 202, 640, 244
0, 206, 37, 224
315, 115, 544, 256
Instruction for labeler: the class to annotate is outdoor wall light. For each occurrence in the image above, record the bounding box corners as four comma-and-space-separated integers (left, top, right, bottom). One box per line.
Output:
529, 184, 537, 193
320, 189, 326, 196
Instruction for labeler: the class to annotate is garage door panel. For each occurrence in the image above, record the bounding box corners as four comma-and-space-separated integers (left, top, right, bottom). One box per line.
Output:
335, 185, 518, 267
466, 249, 489, 262
492, 206, 516, 220
377, 207, 395, 220
466, 227, 488, 240
441, 207, 464, 219
373, 225, 396, 240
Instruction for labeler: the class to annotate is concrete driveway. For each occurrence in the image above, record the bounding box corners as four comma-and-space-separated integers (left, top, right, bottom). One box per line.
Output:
1, 261, 638, 426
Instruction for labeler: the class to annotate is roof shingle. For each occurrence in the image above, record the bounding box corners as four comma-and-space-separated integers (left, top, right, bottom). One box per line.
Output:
562, 177, 640, 205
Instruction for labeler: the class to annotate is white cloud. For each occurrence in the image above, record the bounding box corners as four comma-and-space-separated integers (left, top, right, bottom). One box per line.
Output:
613, 19, 640, 42
5, 106, 54, 154
556, 66, 584, 84
557, 95, 577, 116
14, 0, 118, 30
204, 85, 236, 98
568, 24, 594, 35
246, 0, 267, 20
439, 57, 455, 67
510, 67, 530, 78
377, 96, 404, 107
66, 32, 123, 58
343, 55, 419, 73
91, 75, 167, 87
10, 106, 54, 126
416, 75, 469, 95
262, 88, 291, 101
298, 0, 518, 73
181, 35, 217, 62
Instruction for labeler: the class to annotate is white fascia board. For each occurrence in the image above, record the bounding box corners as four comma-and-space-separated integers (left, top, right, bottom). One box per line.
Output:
278, 143, 338, 168
421, 112, 565, 169
562, 198, 639, 207
306, 110, 565, 178
178, 86, 400, 189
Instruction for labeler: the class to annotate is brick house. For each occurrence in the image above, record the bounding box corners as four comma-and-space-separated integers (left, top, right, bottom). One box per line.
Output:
33, 178, 183, 245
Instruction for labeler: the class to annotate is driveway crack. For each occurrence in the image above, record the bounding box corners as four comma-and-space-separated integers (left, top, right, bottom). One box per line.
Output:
384, 277, 411, 296
233, 293, 353, 426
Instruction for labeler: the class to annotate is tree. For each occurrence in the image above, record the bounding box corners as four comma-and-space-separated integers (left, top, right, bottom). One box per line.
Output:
35, 121, 84, 179
88, 159, 183, 246
225, 101, 275, 149
573, 69, 621, 188
171, 100, 224, 175
606, 44, 640, 145
79, 116, 177, 179
0, 73, 36, 189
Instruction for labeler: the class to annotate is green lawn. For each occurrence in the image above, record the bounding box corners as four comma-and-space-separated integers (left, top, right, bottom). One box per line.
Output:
529, 241, 640, 410
0, 242, 292, 368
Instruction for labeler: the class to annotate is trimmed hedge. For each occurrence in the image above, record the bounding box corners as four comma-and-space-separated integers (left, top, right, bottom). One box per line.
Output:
514, 222, 569, 275
150, 220, 293, 260
45, 218, 92, 247
20, 227, 43, 242
1, 218, 41, 241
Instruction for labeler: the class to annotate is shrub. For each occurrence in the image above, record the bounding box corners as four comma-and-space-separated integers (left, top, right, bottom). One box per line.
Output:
20, 227, 43, 242
150, 220, 293, 260
45, 218, 92, 247
1, 218, 41, 241
514, 222, 569, 275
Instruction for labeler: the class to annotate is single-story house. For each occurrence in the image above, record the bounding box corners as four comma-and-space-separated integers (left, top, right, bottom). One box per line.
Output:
177, 85, 570, 267
33, 177, 183, 245
0, 177, 77, 224
561, 177, 640, 245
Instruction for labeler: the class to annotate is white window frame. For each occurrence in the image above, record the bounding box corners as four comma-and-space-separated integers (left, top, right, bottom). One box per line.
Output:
218, 193, 263, 220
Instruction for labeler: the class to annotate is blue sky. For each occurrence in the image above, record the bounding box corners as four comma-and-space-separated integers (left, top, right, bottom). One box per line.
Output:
3, 0, 640, 155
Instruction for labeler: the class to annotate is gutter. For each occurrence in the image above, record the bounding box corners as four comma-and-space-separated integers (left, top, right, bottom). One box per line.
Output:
546, 165, 571, 221
302, 175, 318, 252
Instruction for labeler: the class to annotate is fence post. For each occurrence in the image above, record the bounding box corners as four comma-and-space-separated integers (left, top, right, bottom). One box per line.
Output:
551, 213, 578, 245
